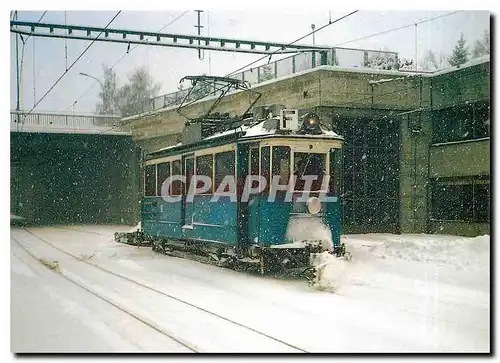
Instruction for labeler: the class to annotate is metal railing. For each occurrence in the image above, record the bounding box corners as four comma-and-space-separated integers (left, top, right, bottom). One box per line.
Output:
11, 111, 122, 130
144, 47, 399, 114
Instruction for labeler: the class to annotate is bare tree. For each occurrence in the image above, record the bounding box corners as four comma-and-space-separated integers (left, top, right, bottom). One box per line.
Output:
96, 65, 120, 115
421, 50, 439, 71
118, 66, 161, 117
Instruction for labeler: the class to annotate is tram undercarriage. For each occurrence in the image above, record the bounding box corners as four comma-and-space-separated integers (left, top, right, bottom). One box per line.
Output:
114, 230, 350, 285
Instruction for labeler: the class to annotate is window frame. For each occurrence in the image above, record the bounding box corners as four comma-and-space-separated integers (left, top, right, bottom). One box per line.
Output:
272, 145, 291, 186
144, 164, 157, 197
430, 176, 490, 223
214, 150, 235, 194
432, 101, 490, 144
195, 153, 214, 195
292, 151, 329, 192
156, 161, 171, 197
171, 159, 182, 196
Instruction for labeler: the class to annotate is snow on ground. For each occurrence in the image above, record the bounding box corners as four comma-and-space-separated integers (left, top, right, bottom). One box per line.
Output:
11, 226, 490, 353
11, 238, 191, 353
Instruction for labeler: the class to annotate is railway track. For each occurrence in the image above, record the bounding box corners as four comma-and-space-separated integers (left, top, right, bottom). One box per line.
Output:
51, 225, 119, 237
11, 227, 307, 353
11, 233, 199, 352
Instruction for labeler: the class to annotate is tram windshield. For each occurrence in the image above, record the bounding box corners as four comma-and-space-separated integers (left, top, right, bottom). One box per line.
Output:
293, 152, 326, 191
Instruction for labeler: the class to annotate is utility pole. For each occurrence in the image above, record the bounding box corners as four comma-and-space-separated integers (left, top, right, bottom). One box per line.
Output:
311, 24, 316, 45
14, 10, 20, 118
414, 23, 418, 71
207, 11, 212, 76
194, 10, 204, 60
64, 11, 68, 70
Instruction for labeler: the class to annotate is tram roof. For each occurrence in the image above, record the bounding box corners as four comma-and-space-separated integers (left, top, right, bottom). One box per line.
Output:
146, 124, 343, 161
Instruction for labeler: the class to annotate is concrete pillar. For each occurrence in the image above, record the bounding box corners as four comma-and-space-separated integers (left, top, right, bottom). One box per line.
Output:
399, 108, 432, 233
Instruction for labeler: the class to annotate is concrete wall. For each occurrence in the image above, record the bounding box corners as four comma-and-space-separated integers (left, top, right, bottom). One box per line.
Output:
427, 221, 490, 237
128, 67, 425, 145
399, 111, 433, 233
431, 61, 490, 110
429, 139, 490, 178
11, 133, 141, 226
398, 75, 433, 234
425, 62, 490, 236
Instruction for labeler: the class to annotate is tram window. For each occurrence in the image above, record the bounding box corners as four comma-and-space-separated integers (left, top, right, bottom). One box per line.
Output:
184, 158, 194, 195
157, 162, 170, 196
144, 164, 156, 196
215, 151, 235, 193
293, 152, 326, 191
249, 148, 259, 175
171, 160, 182, 196
261, 146, 270, 192
249, 148, 260, 189
330, 149, 342, 194
196, 154, 214, 194
272, 146, 291, 185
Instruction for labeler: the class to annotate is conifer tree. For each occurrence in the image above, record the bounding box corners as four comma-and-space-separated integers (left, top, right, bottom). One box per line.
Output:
448, 33, 469, 67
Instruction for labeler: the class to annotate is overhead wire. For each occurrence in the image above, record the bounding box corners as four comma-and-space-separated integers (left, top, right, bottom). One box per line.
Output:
334, 10, 463, 47
115, 11, 477, 137
19, 11, 121, 132
13, 10, 47, 131
66, 10, 190, 112
99, 10, 360, 133
28, 10, 468, 136
225, 10, 359, 77
22, 11, 121, 116
32, 11, 48, 110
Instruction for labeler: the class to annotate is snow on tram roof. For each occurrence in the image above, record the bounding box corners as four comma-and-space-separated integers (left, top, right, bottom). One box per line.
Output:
150, 121, 341, 156
155, 142, 183, 152
204, 121, 274, 140
205, 120, 340, 141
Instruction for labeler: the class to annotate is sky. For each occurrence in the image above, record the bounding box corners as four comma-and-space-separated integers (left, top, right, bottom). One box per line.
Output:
9, 10, 490, 114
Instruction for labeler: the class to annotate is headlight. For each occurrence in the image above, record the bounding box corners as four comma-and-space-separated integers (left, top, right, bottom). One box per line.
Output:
307, 196, 322, 214
301, 112, 321, 134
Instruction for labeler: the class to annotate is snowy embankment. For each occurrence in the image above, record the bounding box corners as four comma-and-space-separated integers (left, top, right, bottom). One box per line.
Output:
314, 234, 490, 337
316, 234, 490, 290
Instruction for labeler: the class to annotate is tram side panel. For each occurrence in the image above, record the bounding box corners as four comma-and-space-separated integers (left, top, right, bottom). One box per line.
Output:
181, 195, 238, 245
156, 197, 183, 239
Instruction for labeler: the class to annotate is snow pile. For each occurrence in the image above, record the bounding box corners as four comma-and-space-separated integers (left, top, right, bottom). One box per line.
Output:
127, 222, 142, 233
368, 234, 490, 271
313, 234, 490, 292
310, 252, 351, 291
285, 216, 333, 252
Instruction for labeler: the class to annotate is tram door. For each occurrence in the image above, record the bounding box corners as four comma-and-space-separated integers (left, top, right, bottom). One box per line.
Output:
246, 146, 260, 243
182, 155, 195, 227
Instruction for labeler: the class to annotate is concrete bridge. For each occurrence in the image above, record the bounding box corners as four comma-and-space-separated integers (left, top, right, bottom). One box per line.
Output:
10, 111, 139, 226
10, 111, 129, 135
